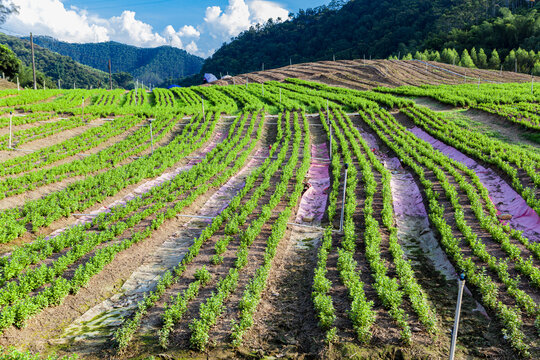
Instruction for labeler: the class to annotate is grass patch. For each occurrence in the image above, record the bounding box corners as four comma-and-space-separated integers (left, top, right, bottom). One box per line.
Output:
442, 109, 540, 154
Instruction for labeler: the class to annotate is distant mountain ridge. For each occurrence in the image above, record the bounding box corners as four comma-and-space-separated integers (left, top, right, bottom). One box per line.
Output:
30, 36, 204, 86
0, 33, 111, 89
201, 0, 540, 76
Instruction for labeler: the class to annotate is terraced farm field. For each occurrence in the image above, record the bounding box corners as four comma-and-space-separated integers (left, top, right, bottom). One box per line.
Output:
0, 70, 538, 360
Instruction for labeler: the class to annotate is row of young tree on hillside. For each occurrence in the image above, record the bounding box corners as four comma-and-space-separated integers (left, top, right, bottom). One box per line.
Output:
391, 47, 540, 75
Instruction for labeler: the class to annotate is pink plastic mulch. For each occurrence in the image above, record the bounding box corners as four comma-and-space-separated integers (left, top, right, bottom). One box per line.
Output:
188, 132, 226, 166
409, 127, 540, 243
385, 157, 428, 217
45, 131, 228, 241
295, 143, 330, 224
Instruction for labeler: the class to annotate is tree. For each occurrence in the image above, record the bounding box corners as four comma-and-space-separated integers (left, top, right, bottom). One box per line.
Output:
403, 53, 413, 60
470, 47, 478, 65
533, 61, 540, 76
0, 1, 18, 25
112, 71, 133, 89
477, 48, 488, 68
459, 49, 476, 68
0, 44, 19, 79
504, 49, 517, 71
489, 49, 501, 69
441, 48, 454, 63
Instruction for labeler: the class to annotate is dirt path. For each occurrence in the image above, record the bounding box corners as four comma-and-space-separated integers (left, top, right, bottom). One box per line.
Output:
55, 148, 264, 352
240, 115, 329, 358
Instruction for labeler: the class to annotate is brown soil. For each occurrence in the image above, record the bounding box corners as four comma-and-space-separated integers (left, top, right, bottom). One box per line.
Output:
0, 79, 17, 90
0, 121, 103, 162
213, 60, 539, 90
0, 176, 225, 354
0, 118, 186, 211
354, 112, 536, 359
0, 118, 226, 256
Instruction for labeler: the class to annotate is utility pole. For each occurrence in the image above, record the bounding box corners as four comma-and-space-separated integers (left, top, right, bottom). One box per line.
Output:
57, 79, 61, 89
135, 79, 138, 106
8, 111, 12, 149
328, 115, 332, 161
16, 76, 19, 92
149, 119, 154, 155
262, 63, 264, 71
201, 96, 205, 122
108, 59, 113, 90
339, 164, 349, 232
30, 33, 37, 90
449, 274, 466, 360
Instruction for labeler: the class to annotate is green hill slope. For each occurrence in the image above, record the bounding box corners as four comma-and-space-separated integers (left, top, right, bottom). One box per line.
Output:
31, 37, 204, 86
0, 33, 112, 89
202, 0, 540, 76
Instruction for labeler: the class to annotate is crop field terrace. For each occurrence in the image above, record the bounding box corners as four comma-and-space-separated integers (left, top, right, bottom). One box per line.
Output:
0, 78, 538, 359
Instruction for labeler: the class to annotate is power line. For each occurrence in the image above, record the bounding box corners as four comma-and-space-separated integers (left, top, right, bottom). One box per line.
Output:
79, 0, 177, 10
0, 26, 26, 37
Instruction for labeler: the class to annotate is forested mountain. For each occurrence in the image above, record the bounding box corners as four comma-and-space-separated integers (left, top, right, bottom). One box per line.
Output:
202, 0, 540, 76
31, 37, 204, 86
0, 33, 111, 89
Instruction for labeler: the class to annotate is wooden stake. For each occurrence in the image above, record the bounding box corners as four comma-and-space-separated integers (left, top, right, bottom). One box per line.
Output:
108, 58, 113, 90
30, 33, 37, 90
8, 111, 12, 149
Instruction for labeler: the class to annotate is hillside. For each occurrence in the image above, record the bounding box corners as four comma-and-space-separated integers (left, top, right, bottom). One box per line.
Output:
202, 0, 540, 76
213, 59, 539, 89
0, 33, 111, 89
31, 37, 204, 86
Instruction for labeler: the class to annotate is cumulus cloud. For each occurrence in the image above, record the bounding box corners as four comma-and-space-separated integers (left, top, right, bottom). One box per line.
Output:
204, 0, 288, 40
204, 0, 251, 38
3, 0, 290, 57
178, 25, 200, 39
5, 0, 109, 43
5, 0, 195, 50
107, 11, 166, 47
249, 1, 289, 24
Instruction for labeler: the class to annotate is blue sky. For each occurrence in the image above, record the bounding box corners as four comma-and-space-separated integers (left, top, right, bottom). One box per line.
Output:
3, 0, 329, 58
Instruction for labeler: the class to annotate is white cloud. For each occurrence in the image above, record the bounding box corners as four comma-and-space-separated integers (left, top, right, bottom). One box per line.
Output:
178, 25, 200, 39
249, 1, 289, 24
107, 11, 166, 47
203, 0, 288, 41
163, 25, 184, 49
5, 0, 109, 43
186, 41, 199, 54
204, 0, 251, 38
3, 0, 290, 57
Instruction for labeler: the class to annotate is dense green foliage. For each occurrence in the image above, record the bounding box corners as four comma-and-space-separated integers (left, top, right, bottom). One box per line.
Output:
0, 77, 538, 359
426, 8, 540, 55
202, 0, 539, 75
31, 37, 204, 86
0, 33, 112, 89
396, 46, 540, 75
0, 44, 19, 78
